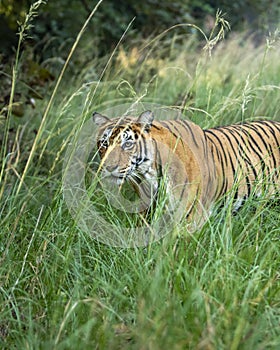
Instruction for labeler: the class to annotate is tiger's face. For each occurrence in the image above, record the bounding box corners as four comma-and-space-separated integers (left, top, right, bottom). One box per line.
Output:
93, 111, 156, 187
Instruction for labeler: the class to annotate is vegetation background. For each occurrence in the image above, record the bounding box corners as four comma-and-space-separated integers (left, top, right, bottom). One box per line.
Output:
0, 0, 280, 348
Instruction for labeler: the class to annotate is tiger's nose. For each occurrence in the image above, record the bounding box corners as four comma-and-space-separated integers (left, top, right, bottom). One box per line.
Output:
105, 164, 118, 172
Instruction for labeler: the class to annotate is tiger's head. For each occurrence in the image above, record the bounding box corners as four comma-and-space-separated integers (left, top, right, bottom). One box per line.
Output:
92, 110, 157, 188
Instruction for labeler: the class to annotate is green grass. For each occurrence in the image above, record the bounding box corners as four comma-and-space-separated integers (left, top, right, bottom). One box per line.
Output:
0, 8, 280, 349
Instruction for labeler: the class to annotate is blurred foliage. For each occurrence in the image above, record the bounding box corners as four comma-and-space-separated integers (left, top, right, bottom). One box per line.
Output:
209, 0, 280, 31
0, 0, 279, 60
0, 0, 279, 119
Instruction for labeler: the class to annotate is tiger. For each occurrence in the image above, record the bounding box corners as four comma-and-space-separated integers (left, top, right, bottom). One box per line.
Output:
92, 110, 280, 230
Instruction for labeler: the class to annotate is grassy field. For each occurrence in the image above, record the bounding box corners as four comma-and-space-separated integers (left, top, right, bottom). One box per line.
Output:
0, 8, 280, 349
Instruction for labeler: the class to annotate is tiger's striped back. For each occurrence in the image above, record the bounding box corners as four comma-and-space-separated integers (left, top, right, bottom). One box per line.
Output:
204, 120, 280, 210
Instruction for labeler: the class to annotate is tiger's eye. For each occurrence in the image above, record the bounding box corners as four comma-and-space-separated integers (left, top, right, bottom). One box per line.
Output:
123, 141, 133, 149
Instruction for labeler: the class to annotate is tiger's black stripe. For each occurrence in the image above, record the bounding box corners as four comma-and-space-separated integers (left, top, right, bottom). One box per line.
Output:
176, 120, 200, 148
209, 127, 252, 201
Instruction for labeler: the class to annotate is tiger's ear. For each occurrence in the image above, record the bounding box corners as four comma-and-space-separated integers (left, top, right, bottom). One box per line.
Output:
137, 110, 154, 129
92, 112, 109, 126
